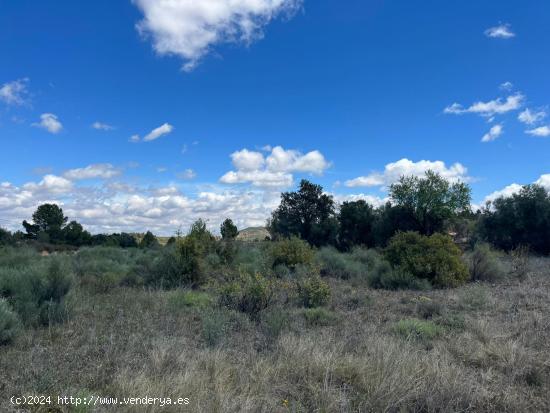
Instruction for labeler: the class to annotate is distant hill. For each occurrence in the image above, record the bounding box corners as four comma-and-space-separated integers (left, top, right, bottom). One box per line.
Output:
236, 227, 270, 242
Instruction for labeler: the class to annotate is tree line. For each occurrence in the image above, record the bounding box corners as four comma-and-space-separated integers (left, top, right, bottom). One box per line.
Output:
1, 171, 549, 255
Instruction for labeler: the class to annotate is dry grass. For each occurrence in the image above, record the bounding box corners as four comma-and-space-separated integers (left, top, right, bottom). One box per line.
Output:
1, 258, 549, 412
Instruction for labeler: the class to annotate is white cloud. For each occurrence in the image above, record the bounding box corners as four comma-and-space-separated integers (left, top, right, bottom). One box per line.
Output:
525, 126, 550, 137
481, 123, 503, 142
485, 24, 515, 39
63, 164, 121, 181
499, 81, 514, 91
22, 174, 73, 195
92, 121, 115, 131
220, 146, 331, 188
133, 0, 302, 71
536, 174, 550, 189
32, 113, 63, 134
129, 134, 141, 143
332, 193, 387, 208
518, 108, 547, 125
482, 174, 550, 205
176, 169, 197, 180
444, 94, 524, 117
0, 78, 30, 106
143, 123, 174, 142
345, 158, 469, 188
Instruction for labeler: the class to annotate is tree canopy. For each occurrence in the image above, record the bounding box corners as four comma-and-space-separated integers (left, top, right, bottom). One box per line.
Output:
220, 218, 239, 240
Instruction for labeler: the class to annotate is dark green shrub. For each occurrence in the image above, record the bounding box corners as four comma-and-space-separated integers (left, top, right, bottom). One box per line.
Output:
262, 307, 291, 339
316, 247, 366, 279
219, 273, 274, 318
466, 243, 505, 282
168, 290, 213, 311
368, 261, 431, 290
384, 232, 469, 288
393, 318, 443, 342
271, 237, 314, 270
296, 276, 331, 308
0, 298, 21, 345
303, 307, 338, 326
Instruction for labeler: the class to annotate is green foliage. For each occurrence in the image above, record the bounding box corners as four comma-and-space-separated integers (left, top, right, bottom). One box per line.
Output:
393, 318, 443, 342
218, 273, 274, 318
296, 275, 331, 308
458, 285, 489, 311
466, 243, 505, 282
23, 203, 68, 243
271, 237, 314, 270
200, 309, 229, 347
477, 184, 550, 255
0, 256, 73, 326
368, 261, 431, 290
262, 307, 290, 339
389, 171, 472, 236
62, 221, 92, 246
167, 290, 213, 311
338, 200, 376, 250
269, 180, 338, 246
0, 228, 15, 246
139, 231, 159, 249
0, 298, 21, 345
384, 232, 469, 288
220, 218, 239, 240
511, 246, 530, 281
316, 247, 366, 280
303, 307, 338, 327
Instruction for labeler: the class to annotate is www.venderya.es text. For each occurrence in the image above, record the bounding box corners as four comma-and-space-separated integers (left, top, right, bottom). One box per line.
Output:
10, 395, 190, 407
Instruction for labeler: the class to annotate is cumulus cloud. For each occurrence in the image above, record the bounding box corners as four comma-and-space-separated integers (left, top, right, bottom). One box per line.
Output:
63, 164, 121, 181
518, 109, 547, 125
0, 78, 30, 106
525, 126, 550, 137
444, 94, 524, 118
220, 146, 331, 188
485, 24, 515, 39
22, 175, 73, 195
133, 0, 302, 71
482, 174, 550, 206
92, 121, 115, 131
345, 159, 469, 188
32, 113, 63, 134
481, 123, 503, 142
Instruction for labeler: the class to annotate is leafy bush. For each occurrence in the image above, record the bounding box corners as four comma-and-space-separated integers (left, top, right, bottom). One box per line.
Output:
262, 307, 291, 339
384, 232, 469, 288
316, 247, 366, 279
0, 257, 73, 326
296, 276, 331, 308
219, 273, 274, 318
271, 237, 314, 270
167, 290, 213, 311
466, 243, 505, 282
368, 261, 431, 290
200, 309, 229, 347
303, 307, 338, 327
393, 318, 443, 342
0, 298, 21, 345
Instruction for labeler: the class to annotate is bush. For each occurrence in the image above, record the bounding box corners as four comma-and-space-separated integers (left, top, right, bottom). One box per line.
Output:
262, 307, 291, 339
219, 273, 274, 318
511, 246, 530, 281
466, 243, 505, 282
384, 232, 469, 288
271, 237, 314, 270
316, 247, 366, 280
0, 298, 21, 345
296, 276, 331, 308
0, 257, 73, 326
200, 309, 229, 347
303, 307, 338, 327
393, 318, 443, 342
368, 261, 431, 290
167, 290, 213, 311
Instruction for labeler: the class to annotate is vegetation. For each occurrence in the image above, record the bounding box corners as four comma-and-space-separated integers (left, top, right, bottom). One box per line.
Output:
2, 172, 550, 411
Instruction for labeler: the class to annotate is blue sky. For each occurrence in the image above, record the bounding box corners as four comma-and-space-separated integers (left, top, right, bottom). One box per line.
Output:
1, 0, 549, 234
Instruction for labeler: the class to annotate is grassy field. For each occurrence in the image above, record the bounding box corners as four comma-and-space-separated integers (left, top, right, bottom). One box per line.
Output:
0, 246, 549, 412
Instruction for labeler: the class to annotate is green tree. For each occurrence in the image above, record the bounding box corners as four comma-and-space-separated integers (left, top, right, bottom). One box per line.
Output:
139, 231, 159, 248
62, 221, 92, 246
477, 184, 550, 255
0, 228, 14, 246
338, 200, 376, 250
22, 203, 68, 243
269, 180, 338, 246
389, 171, 471, 235
220, 218, 239, 240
